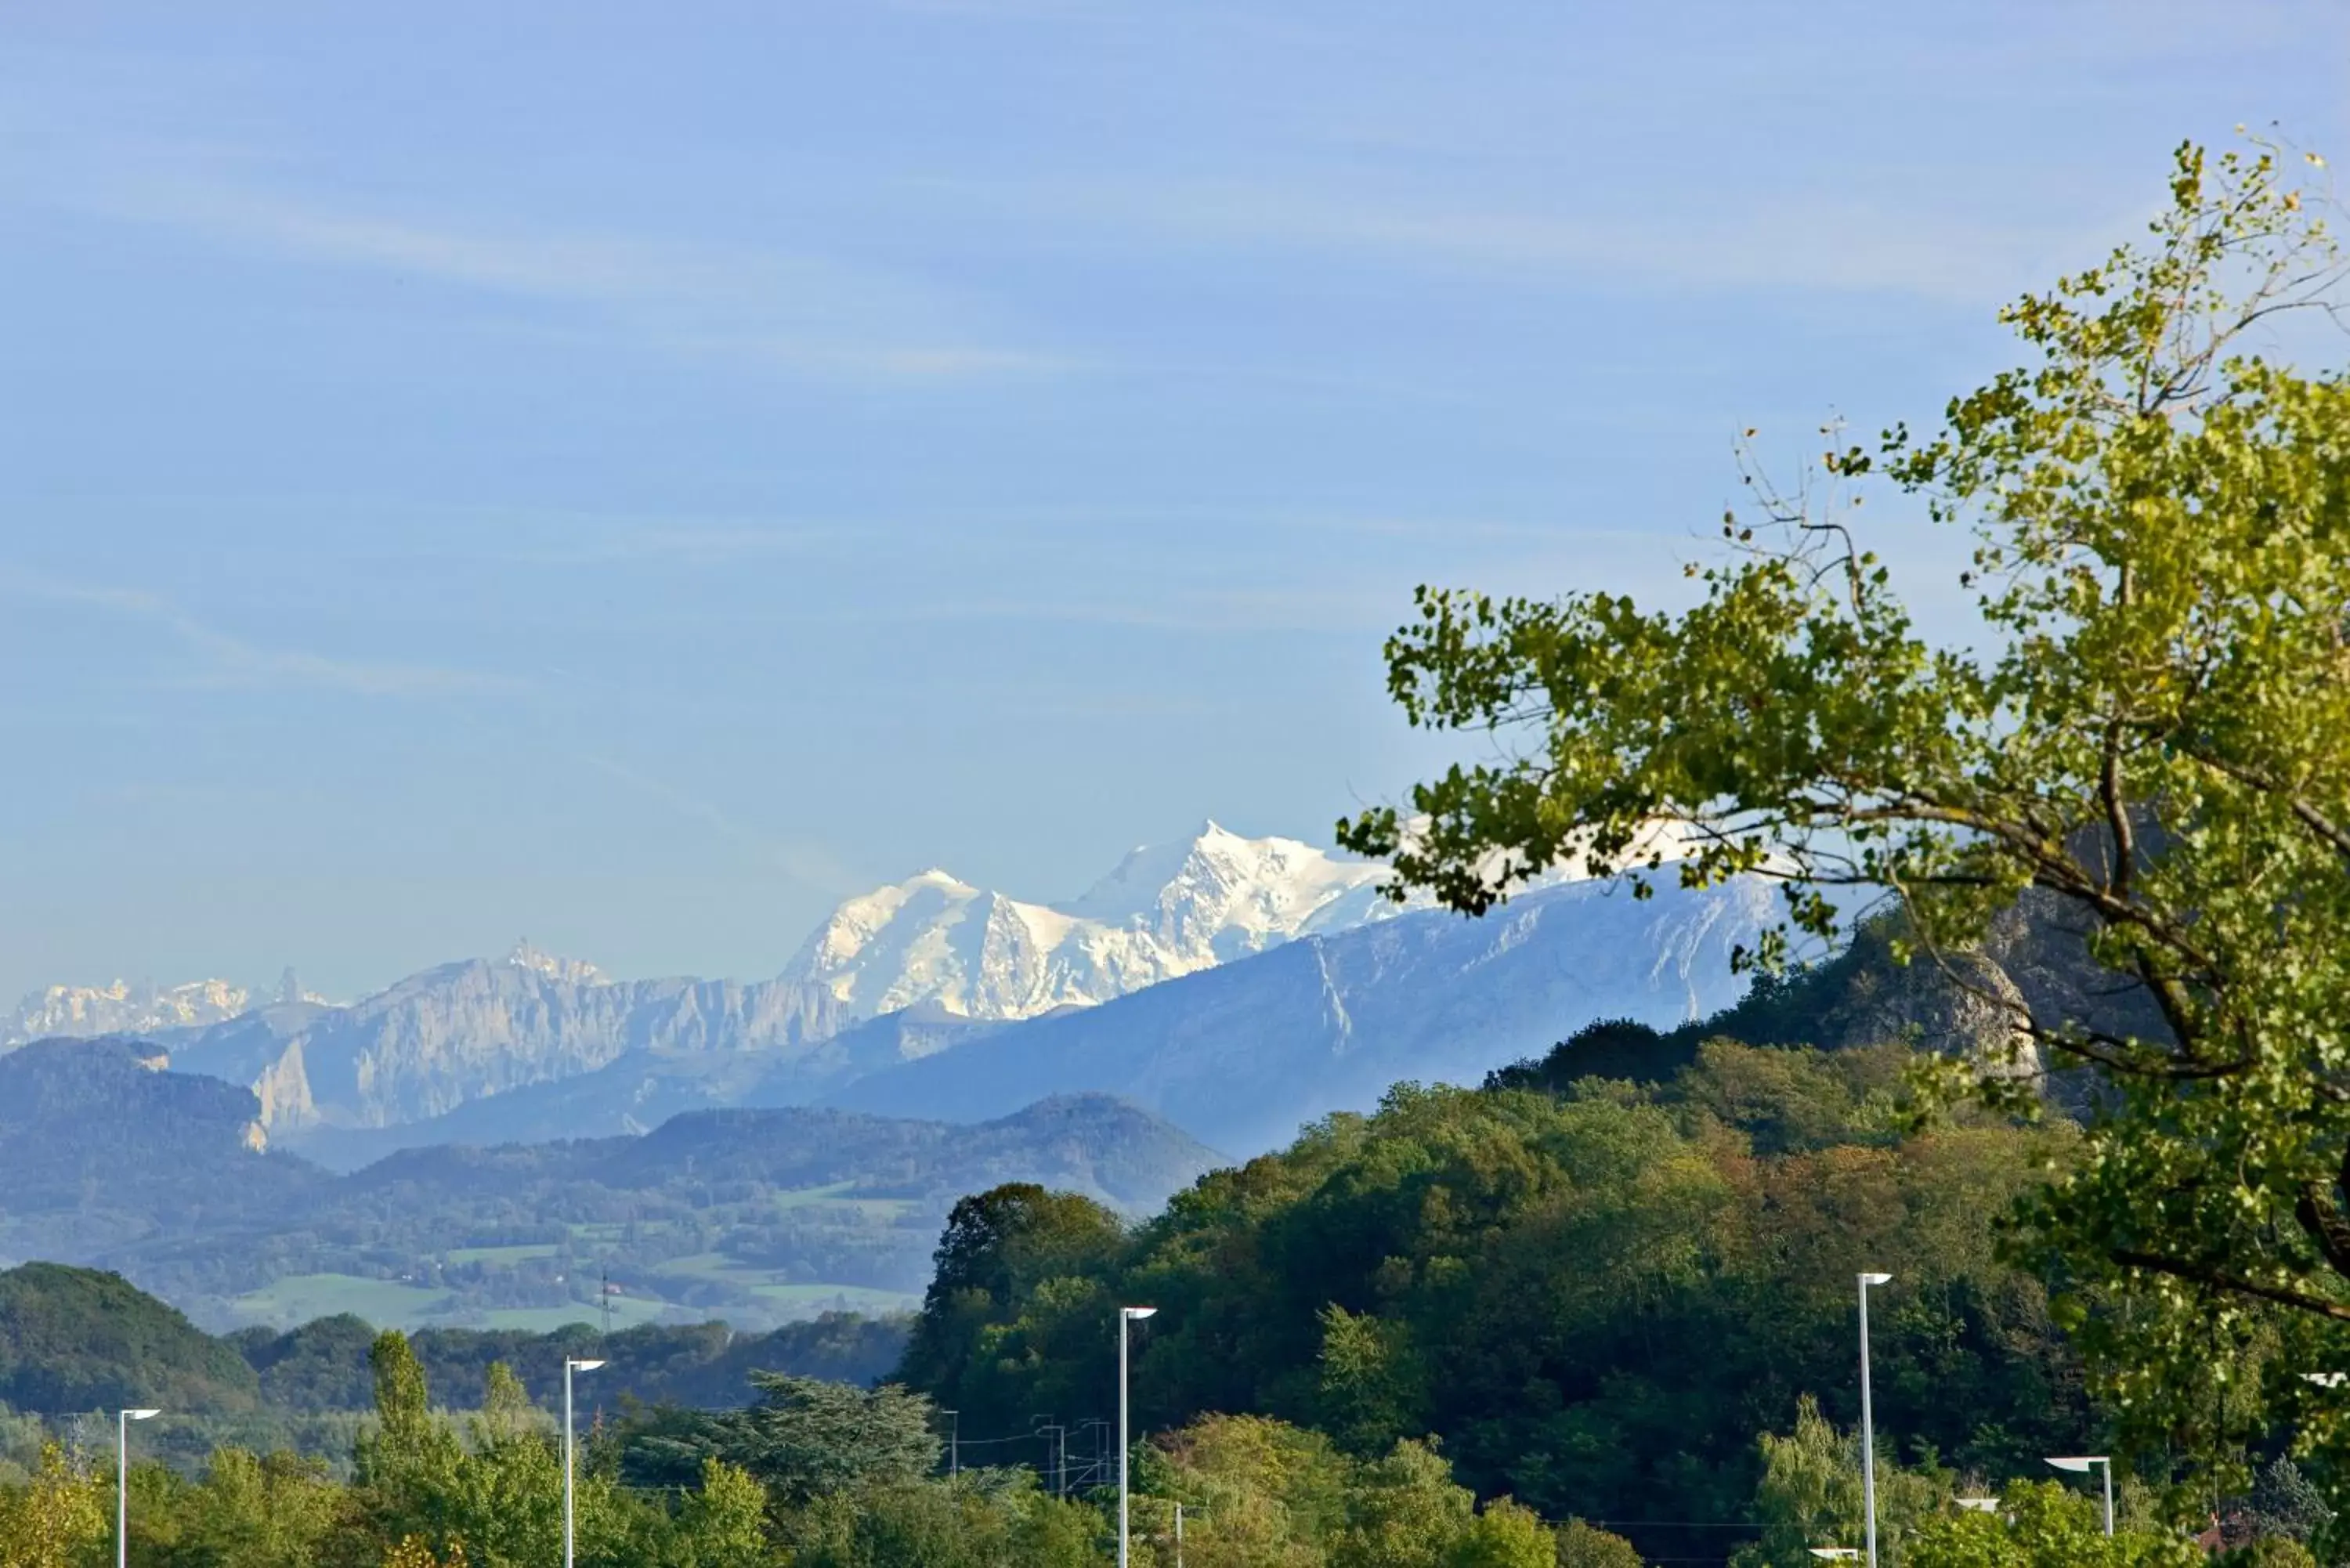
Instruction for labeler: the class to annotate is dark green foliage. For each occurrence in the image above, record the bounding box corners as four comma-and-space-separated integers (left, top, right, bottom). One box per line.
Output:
0, 1262, 262, 1414
895, 1183, 1126, 1420
233, 1313, 381, 1410
897, 1043, 2092, 1566
1482, 922, 1922, 1099
621, 1373, 942, 1505
2230, 1458, 2334, 1550
1480, 1017, 1687, 1092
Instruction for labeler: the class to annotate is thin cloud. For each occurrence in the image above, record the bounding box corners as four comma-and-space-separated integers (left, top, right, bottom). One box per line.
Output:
951, 173, 2120, 306
73, 179, 1063, 384
3, 571, 525, 698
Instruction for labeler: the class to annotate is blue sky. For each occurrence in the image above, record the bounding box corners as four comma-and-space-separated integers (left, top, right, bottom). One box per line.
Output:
3, 1, 2345, 1002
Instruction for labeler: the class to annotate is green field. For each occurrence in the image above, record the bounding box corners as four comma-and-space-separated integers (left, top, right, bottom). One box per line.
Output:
771, 1180, 859, 1209
642, 1253, 915, 1319
469, 1296, 670, 1333
748, 1283, 917, 1313
444, 1243, 559, 1266
649, 1251, 749, 1281
230, 1274, 454, 1330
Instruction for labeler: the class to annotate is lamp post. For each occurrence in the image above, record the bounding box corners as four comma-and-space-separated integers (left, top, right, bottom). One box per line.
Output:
1119, 1306, 1158, 1568
118, 1407, 158, 1568
1173, 1501, 1209, 1568
1857, 1272, 1890, 1568
942, 1408, 959, 1482
2046, 1456, 2113, 1536
564, 1358, 606, 1568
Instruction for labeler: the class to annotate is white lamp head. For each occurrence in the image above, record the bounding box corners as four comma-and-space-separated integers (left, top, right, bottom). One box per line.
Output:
569, 1358, 606, 1372
1956, 1498, 2001, 1512
125, 1408, 161, 1421
1859, 1272, 1892, 1286
2045, 1456, 2102, 1472
1123, 1306, 1159, 1321
1808, 1550, 1860, 1560
2307, 1372, 2348, 1388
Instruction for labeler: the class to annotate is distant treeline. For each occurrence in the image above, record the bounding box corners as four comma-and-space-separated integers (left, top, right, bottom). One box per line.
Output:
0, 1260, 906, 1472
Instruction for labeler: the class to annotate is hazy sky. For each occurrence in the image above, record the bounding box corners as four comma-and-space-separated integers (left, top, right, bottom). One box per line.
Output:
4, 2, 2345, 1003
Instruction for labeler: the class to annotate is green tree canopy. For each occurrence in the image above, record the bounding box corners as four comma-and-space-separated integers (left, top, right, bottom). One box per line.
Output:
1333, 135, 2350, 1471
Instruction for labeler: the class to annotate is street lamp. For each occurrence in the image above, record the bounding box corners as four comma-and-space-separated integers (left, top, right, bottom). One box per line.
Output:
1119, 1306, 1158, 1568
1171, 1501, 1207, 1568
1809, 1550, 1860, 1561
565, 1358, 606, 1568
2046, 1456, 2113, 1536
118, 1408, 158, 1568
941, 1408, 959, 1482
1857, 1272, 1891, 1568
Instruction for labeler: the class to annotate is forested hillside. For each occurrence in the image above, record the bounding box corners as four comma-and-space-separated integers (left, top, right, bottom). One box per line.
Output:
895, 1038, 2092, 1564
0, 1262, 907, 1472
0, 1041, 1215, 1334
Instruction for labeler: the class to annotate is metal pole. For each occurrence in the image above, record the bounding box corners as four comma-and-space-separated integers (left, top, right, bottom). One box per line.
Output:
946, 1409, 959, 1482
118, 1411, 128, 1568
1177, 1502, 1185, 1568
1119, 1315, 1131, 1568
2101, 1460, 2113, 1537
564, 1360, 577, 1568
1860, 1277, 1878, 1568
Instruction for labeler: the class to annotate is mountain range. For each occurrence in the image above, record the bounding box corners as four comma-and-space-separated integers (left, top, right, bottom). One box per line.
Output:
5, 821, 1773, 1158
0, 1036, 1218, 1335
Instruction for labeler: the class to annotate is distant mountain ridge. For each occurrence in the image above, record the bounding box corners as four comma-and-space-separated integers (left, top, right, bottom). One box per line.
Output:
23, 825, 1405, 1134
9, 820, 1766, 1154
827, 872, 1780, 1153
0, 1040, 1219, 1334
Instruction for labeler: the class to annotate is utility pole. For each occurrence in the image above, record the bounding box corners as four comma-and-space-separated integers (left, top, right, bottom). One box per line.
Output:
1076, 1418, 1110, 1489
942, 1409, 959, 1482
1034, 1419, 1068, 1496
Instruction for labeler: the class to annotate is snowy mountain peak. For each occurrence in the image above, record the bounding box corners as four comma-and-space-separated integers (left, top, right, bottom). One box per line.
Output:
504, 941, 606, 986
3, 977, 255, 1048
780, 822, 1393, 1027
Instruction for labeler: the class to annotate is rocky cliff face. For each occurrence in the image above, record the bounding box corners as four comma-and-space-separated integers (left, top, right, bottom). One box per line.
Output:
176, 946, 850, 1132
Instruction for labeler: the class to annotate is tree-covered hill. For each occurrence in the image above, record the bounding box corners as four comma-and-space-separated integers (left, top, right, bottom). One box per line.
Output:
0, 1045, 1219, 1332
0, 1037, 329, 1263
0, 1263, 263, 1416
0, 1261, 909, 1416
895, 1039, 2092, 1566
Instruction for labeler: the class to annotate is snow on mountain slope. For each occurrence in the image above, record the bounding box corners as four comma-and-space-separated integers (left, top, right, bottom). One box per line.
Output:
4, 978, 252, 1048
827, 872, 1780, 1155
36, 818, 1735, 1140
778, 822, 1394, 1024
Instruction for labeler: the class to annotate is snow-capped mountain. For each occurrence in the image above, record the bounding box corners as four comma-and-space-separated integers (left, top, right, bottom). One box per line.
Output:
4, 977, 253, 1048
23, 818, 1752, 1147
830, 871, 1781, 1154
778, 822, 1394, 1024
